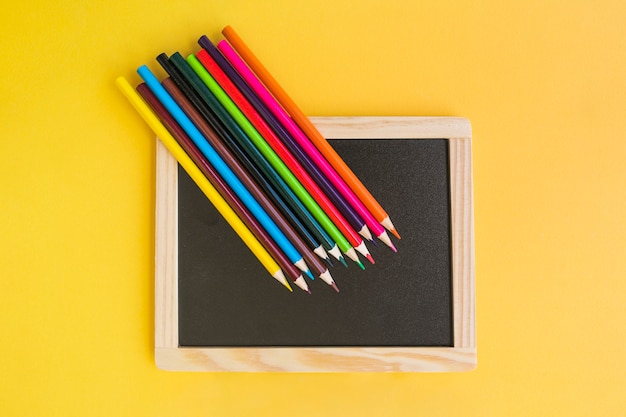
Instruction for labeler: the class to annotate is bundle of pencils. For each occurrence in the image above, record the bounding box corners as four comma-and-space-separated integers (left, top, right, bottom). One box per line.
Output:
116, 26, 400, 294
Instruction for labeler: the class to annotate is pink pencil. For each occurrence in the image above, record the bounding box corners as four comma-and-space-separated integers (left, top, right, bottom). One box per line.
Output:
217, 40, 396, 251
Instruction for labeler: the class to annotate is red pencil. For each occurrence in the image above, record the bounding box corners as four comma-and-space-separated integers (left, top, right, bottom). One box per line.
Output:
195, 49, 374, 266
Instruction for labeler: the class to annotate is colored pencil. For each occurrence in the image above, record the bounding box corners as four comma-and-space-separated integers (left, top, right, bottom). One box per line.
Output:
219, 29, 401, 244
161, 76, 338, 291
195, 46, 374, 247
186, 53, 375, 265
115, 76, 292, 292
222, 129, 336, 268
168, 53, 365, 268
156, 53, 345, 266
196, 38, 371, 246
163, 76, 320, 281
136, 65, 313, 278
217, 40, 395, 252
167, 60, 329, 264
136, 82, 310, 293
196, 38, 346, 265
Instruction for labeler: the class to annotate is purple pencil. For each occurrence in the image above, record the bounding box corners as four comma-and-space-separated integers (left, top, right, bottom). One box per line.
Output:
198, 36, 376, 246
193, 49, 375, 265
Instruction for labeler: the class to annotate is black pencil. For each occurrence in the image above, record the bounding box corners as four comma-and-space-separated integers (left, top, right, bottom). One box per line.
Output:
159, 61, 338, 291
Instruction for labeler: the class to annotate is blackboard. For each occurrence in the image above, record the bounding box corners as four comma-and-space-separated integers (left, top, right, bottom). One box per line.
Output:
154, 117, 475, 372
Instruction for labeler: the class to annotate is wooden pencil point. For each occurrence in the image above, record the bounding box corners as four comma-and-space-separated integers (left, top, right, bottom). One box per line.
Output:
293, 276, 309, 293
353, 241, 371, 259
313, 245, 329, 261
273, 270, 293, 292
294, 258, 309, 274
358, 225, 373, 242
344, 247, 360, 263
327, 245, 343, 261
319, 270, 335, 287
381, 217, 401, 239
377, 230, 397, 252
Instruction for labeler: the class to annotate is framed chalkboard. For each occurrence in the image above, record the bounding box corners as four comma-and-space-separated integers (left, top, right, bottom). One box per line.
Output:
154, 117, 475, 372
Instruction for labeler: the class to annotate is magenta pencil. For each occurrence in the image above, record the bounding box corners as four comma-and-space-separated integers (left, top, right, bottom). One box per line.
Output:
195, 44, 374, 245
217, 40, 396, 251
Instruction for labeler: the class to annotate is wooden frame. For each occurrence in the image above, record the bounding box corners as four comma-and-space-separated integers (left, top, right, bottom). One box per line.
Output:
154, 116, 475, 372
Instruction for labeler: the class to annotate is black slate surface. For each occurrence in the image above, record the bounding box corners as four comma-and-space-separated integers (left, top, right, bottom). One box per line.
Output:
177, 138, 453, 347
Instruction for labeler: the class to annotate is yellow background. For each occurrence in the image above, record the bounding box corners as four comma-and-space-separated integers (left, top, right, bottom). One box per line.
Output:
1, 0, 624, 415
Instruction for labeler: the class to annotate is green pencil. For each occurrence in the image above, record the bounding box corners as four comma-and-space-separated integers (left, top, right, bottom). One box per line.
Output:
171, 53, 361, 267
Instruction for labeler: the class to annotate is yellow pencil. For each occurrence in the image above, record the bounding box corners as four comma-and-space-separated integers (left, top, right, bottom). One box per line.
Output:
115, 76, 292, 292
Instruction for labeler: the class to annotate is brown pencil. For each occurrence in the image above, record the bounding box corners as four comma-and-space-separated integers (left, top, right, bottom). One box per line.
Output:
137, 82, 310, 294
162, 77, 339, 292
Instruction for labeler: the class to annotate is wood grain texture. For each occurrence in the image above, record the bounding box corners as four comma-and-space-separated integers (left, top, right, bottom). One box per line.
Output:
154, 117, 476, 372
154, 140, 178, 350
449, 137, 476, 349
310, 116, 471, 139
156, 347, 476, 372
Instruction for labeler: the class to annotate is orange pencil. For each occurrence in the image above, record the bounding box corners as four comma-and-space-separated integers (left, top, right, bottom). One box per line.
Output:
222, 25, 401, 239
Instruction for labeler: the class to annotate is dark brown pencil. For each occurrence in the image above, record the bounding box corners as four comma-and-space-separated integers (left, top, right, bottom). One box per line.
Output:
162, 77, 338, 292
136, 82, 310, 294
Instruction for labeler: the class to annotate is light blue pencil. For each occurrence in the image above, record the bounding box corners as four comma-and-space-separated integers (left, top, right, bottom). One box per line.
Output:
138, 65, 312, 278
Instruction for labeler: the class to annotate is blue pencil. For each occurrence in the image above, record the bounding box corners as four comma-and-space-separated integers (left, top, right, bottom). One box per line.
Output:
137, 65, 312, 278
218, 123, 337, 266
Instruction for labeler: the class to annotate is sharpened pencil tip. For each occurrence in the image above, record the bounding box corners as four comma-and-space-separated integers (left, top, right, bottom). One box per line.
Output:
357, 260, 365, 270
339, 256, 348, 267
305, 270, 315, 280
324, 256, 334, 268
273, 270, 292, 292
381, 217, 401, 239
306, 288, 312, 294
365, 253, 375, 264
327, 244, 343, 261
377, 231, 397, 252
313, 245, 330, 262
358, 225, 373, 242
294, 276, 309, 293
331, 282, 340, 293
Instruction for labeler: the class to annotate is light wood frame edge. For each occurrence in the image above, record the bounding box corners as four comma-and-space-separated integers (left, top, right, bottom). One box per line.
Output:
154, 116, 476, 372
